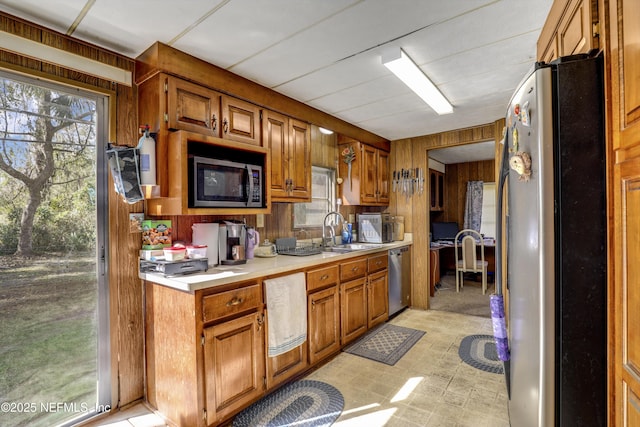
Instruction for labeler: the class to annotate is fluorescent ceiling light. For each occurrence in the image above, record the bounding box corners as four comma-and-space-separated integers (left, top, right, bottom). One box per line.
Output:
0, 31, 132, 86
319, 127, 334, 135
382, 48, 453, 115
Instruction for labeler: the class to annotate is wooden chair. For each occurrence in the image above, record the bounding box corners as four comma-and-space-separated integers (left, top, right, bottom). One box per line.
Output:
454, 229, 488, 294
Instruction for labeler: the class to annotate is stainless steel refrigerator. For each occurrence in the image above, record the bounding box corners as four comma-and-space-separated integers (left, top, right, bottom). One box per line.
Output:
496, 54, 607, 427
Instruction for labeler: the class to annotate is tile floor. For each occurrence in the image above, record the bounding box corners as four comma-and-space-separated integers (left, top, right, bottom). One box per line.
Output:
83, 309, 509, 427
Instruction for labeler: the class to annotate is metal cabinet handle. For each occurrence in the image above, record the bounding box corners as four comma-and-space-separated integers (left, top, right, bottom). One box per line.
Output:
320, 274, 329, 281
223, 118, 229, 133
351, 266, 359, 272
256, 313, 264, 331
226, 297, 243, 306
211, 114, 217, 131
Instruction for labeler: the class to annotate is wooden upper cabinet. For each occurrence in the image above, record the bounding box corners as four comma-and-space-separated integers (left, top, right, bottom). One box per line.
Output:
339, 139, 390, 206
221, 95, 262, 146
263, 109, 311, 202
377, 149, 390, 204
289, 119, 312, 200
166, 75, 221, 135
537, 0, 599, 62
155, 75, 262, 146
263, 110, 288, 198
429, 169, 445, 211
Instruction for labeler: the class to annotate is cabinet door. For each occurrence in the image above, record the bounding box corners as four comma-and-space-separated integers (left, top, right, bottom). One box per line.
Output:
540, 33, 559, 63
203, 311, 265, 425
376, 149, 390, 204
558, 0, 597, 56
340, 278, 367, 345
308, 286, 340, 364
266, 339, 308, 390
166, 76, 220, 135
611, 0, 640, 425
263, 109, 289, 199
429, 169, 445, 211
287, 118, 311, 200
221, 95, 261, 146
367, 270, 388, 329
360, 144, 379, 204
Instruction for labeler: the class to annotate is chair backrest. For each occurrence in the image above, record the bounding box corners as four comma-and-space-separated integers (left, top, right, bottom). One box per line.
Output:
455, 229, 485, 271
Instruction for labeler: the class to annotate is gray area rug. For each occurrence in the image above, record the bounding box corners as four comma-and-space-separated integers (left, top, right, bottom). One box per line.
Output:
343, 323, 425, 365
458, 334, 504, 374
233, 380, 343, 427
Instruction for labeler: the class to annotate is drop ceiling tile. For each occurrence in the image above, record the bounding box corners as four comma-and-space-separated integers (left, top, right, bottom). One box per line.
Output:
230, 0, 490, 88
73, 0, 221, 56
309, 74, 410, 113
173, 0, 359, 70
276, 52, 387, 103
333, 92, 430, 124
0, 0, 82, 34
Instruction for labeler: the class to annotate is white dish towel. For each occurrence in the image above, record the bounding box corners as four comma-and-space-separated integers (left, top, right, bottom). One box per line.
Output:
265, 272, 307, 357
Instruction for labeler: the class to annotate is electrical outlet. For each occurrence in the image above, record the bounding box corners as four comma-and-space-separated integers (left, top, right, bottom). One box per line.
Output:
256, 213, 264, 228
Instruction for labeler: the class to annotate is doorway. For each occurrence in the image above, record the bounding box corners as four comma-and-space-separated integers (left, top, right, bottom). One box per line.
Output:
427, 142, 496, 317
0, 71, 111, 426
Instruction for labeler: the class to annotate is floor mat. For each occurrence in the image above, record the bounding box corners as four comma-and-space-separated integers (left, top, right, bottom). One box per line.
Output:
343, 323, 425, 365
233, 379, 344, 427
458, 334, 504, 374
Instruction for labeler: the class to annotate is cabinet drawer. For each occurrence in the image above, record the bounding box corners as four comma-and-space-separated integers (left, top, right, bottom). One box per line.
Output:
307, 265, 339, 292
340, 258, 367, 282
202, 284, 262, 322
368, 253, 388, 273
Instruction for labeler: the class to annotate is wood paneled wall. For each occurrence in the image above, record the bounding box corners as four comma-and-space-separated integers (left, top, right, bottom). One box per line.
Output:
441, 159, 496, 227
0, 12, 143, 409
390, 123, 502, 309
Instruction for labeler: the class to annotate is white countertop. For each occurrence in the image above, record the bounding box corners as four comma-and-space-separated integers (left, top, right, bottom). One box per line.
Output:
140, 235, 412, 292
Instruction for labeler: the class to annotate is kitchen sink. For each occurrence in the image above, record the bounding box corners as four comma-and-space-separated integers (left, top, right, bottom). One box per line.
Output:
323, 243, 383, 253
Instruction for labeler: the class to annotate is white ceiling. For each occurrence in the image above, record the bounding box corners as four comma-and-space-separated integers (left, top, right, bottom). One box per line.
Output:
0, 0, 552, 161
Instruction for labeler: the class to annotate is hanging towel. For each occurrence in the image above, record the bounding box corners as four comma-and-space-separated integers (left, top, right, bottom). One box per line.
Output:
265, 272, 307, 357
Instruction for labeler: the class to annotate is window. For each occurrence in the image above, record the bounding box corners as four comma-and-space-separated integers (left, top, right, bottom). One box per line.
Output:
480, 182, 496, 239
294, 166, 335, 228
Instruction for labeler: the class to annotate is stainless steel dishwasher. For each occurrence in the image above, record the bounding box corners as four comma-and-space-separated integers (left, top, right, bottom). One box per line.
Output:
389, 246, 411, 316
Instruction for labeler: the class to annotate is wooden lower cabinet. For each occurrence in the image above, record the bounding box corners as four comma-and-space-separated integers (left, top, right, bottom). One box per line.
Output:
265, 342, 308, 390
144, 249, 393, 426
367, 269, 389, 328
203, 311, 266, 425
307, 285, 341, 365
340, 277, 367, 345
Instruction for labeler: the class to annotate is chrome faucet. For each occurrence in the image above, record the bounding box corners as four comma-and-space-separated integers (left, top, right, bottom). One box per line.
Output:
322, 211, 345, 247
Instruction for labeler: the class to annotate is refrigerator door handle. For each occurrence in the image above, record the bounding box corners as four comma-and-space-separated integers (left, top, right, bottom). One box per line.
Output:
494, 126, 512, 398
495, 128, 511, 296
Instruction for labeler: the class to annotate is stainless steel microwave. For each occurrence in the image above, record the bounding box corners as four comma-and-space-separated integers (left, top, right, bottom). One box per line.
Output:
190, 156, 264, 208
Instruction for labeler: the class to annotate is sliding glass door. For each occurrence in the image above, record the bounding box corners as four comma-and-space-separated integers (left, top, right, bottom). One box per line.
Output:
0, 71, 110, 427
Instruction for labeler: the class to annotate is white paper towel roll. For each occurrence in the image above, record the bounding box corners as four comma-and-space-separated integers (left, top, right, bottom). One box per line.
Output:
192, 223, 219, 267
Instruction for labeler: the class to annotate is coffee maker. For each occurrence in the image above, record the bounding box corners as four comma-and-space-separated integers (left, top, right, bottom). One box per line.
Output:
218, 221, 247, 265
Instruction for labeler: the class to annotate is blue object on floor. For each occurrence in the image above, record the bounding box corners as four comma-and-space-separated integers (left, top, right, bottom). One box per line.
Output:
233, 380, 344, 427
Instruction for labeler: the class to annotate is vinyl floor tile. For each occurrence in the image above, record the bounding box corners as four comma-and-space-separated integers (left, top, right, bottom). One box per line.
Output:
85, 308, 509, 427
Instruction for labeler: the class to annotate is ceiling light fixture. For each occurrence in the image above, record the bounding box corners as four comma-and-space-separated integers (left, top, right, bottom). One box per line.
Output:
318, 127, 334, 135
382, 48, 453, 115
